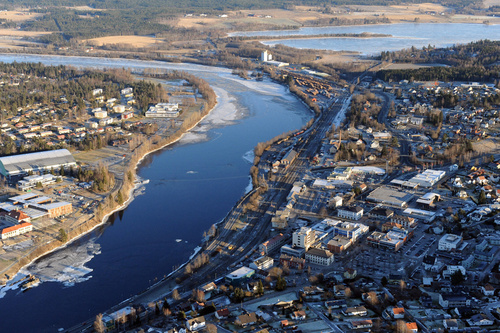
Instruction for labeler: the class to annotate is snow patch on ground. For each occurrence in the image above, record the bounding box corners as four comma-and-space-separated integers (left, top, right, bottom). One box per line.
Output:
332, 96, 351, 128
244, 176, 253, 194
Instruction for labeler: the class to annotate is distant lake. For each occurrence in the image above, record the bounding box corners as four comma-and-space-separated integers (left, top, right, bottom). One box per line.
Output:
230, 23, 500, 55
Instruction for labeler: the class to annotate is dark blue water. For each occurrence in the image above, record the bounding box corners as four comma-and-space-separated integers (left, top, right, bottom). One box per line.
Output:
0, 55, 312, 332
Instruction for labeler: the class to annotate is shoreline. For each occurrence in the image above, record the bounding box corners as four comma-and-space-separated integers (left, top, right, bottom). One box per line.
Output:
227, 21, 500, 37
0, 89, 220, 288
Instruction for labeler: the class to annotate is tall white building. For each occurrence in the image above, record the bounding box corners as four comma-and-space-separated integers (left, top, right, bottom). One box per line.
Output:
261, 50, 272, 62
293, 227, 316, 250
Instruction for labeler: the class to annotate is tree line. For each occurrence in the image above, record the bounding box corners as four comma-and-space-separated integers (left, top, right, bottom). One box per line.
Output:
378, 40, 500, 83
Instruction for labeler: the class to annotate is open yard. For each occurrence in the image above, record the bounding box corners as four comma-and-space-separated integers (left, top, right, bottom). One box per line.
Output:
0, 10, 41, 23
87, 35, 166, 48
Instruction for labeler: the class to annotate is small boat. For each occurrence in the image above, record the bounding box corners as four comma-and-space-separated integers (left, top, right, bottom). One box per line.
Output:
176, 239, 182, 243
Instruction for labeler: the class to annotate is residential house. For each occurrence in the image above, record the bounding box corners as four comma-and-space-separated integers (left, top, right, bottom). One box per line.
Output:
343, 306, 367, 316
290, 310, 306, 321
215, 308, 230, 320
467, 313, 493, 326
439, 293, 471, 309
406, 322, 418, 332
199, 282, 217, 299
481, 284, 495, 296
350, 320, 372, 330
186, 316, 205, 331
325, 299, 347, 309
392, 307, 405, 319
235, 312, 258, 327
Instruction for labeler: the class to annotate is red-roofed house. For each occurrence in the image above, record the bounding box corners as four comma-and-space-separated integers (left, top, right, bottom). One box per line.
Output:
1, 222, 33, 240
482, 284, 495, 296
215, 308, 230, 320
392, 307, 405, 319
290, 310, 306, 321
406, 322, 418, 333
1, 210, 30, 225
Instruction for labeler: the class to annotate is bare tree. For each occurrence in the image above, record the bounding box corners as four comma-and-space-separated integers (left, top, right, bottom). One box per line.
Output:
172, 289, 181, 300
93, 313, 105, 333
205, 323, 218, 333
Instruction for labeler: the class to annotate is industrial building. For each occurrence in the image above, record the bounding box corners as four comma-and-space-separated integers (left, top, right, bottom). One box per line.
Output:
0, 149, 77, 179
409, 169, 446, 187
366, 186, 414, 208
7, 193, 72, 218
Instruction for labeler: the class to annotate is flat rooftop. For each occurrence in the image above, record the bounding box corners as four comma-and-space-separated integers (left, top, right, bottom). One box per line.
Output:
367, 186, 414, 207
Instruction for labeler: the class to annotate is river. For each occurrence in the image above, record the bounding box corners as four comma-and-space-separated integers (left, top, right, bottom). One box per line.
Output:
0, 54, 312, 332
229, 23, 500, 55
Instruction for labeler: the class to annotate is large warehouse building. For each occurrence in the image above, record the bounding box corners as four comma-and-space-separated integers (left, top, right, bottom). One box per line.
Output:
0, 149, 77, 179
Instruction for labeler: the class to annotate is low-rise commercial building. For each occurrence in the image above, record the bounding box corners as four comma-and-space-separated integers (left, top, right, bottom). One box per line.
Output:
1, 221, 33, 240
327, 235, 352, 253
260, 233, 287, 255
337, 206, 363, 220
279, 254, 306, 270
17, 174, 58, 191
225, 267, 255, 286
367, 186, 414, 208
367, 228, 409, 251
305, 248, 334, 266
250, 256, 274, 270
438, 234, 463, 252
145, 103, 180, 118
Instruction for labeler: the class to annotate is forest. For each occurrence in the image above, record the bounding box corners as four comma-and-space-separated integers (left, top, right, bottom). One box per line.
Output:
0, 0, 483, 40
377, 40, 500, 83
0, 0, 482, 11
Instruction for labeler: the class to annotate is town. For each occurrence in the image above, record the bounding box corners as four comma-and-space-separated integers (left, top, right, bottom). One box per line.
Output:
85, 49, 500, 332
1, 44, 500, 333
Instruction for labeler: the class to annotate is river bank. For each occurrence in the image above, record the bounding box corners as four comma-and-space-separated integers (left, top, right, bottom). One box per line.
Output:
0, 72, 220, 288
0, 54, 312, 332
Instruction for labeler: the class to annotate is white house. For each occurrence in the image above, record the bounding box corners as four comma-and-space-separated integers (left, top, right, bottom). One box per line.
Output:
186, 316, 206, 331
337, 206, 363, 220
